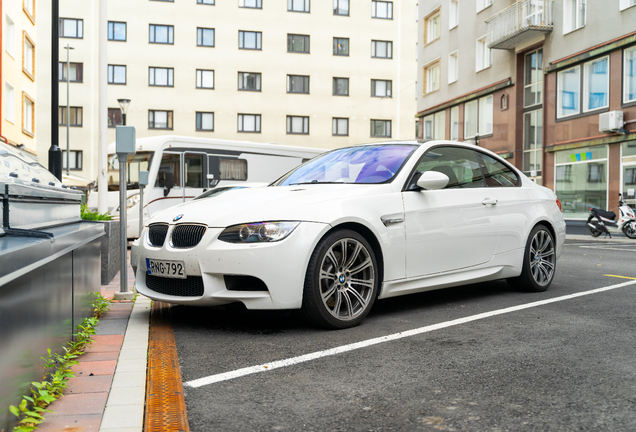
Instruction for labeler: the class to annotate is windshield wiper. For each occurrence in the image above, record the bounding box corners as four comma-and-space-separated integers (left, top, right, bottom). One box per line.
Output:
289, 181, 346, 186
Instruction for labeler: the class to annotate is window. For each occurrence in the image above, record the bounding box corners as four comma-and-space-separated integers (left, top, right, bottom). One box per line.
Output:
425, 9, 441, 44
423, 60, 440, 94
523, 109, 543, 177
464, 95, 493, 139
239, 0, 261, 8
238, 114, 261, 133
220, 158, 248, 180
149, 24, 173, 44
414, 147, 485, 189
583, 56, 609, 112
450, 106, 459, 140
198, 0, 215, 4
108, 108, 122, 128
23, 31, 35, 80
372, 40, 392, 59
449, 0, 458, 29
5, 15, 15, 58
155, 153, 181, 188
625, 46, 636, 103
334, 0, 349, 15
288, 0, 310, 13
149, 110, 173, 129
185, 154, 202, 187
238, 72, 261, 91
448, 51, 458, 84
196, 112, 214, 131
24, 0, 35, 23
476, 0, 492, 13
196, 70, 215, 89
478, 153, 520, 187
5, 82, 15, 123
371, 79, 392, 97
60, 62, 83, 83
620, 0, 636, 10
333, 118, 348, 136
239, 31, 262, 50
22, 92, 34, 136
371, 119, 391, 137
372, 1, 393, 19
333, 37, 349, 56
422, 111, 445, 140
288, 34, 309, 53
108, 22, 126, 41
149, 67, 174, 87
59, 106, 83, 127
564, 0, 586, 34
557, 65, 580, 117
333, 77, 349, 96
524, 49, 543, 107
60, 18, 83, 38
197, 28, 215, 47
287, 75, 309, 94
287, 116, 309, 134
476, 35, 491, 71
62, 151, 83, 171
108, 65, 126, 85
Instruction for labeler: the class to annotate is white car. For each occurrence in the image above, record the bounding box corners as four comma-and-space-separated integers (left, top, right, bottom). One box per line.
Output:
131, 141, 566, 329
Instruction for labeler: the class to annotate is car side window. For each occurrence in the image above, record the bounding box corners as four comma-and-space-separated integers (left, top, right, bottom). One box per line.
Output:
155, 152, 181, 188
413, 146, 485, 189
478, 153, 520, 187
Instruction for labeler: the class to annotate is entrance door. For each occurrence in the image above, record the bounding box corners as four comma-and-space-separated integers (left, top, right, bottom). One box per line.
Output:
184, 152, 206, 202
148, 151, 182, 219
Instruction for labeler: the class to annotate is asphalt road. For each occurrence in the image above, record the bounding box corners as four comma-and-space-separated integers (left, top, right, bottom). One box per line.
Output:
171, 239, 636, 431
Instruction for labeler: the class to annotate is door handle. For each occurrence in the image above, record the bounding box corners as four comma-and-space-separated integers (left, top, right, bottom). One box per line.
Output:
482, 198, 498, 206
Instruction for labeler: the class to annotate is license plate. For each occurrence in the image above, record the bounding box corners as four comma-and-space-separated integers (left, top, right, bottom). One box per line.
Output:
146, 258, 187, 279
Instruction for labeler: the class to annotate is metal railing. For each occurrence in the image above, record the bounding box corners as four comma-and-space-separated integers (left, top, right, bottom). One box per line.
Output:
486, 0, 553, 49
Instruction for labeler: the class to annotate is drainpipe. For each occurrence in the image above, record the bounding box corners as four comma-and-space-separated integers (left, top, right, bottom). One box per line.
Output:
49, 0, 63, 180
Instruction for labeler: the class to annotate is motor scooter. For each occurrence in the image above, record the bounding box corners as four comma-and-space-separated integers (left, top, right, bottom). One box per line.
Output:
587, 193, 636, 239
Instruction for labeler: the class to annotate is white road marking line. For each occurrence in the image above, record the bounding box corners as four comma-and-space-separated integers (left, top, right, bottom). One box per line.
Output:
184, 280, 636, 388
578, 246, 636, 252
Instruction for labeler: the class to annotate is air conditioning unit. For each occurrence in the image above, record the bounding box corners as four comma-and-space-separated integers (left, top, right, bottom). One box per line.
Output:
599, 111, 624, 133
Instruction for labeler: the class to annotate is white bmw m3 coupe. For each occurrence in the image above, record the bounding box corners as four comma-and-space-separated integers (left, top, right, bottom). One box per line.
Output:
131, 140, 566, 329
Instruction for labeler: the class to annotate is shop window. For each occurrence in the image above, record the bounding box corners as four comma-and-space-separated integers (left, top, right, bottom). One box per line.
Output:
583, 56, 609, 112
422, 111, 445, 140
450, 106, 459, 140
464, 95, 493, 139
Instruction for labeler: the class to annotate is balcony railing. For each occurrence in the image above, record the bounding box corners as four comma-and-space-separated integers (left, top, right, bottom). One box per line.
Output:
486, 0, 553, 50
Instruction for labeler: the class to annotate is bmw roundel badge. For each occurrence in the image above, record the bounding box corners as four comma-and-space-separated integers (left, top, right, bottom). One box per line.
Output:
173, 214, 184, 222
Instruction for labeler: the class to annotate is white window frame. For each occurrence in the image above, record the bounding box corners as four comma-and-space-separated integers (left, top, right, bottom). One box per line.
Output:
238, 113, 261, 133
23, 32, 35, 79
449, 0, 458, 29
624, 46, 636, 104
620, 0, 636, 10
450, 106, 459, 140
425, 9, 441, 44
5, 81, 15, 123
557, 65, 581, 118
423, 59, 440, 94
524, 48, 543, 108
464, 95, 493, 139
476, 0, 492, 13
371, 1, 393, 19
5, 14, 15, 58
422, 111, 446, 140
563, 0, 586, 34
22, 92, 34, 136
476, 35, 491, 72
583, 55, 609, 112
196, 69, 215, 89
448, 51, 458, 84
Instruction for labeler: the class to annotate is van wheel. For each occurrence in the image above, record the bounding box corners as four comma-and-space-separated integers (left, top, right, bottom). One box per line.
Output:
301, 230, 378, 329
508, 225, 556, 292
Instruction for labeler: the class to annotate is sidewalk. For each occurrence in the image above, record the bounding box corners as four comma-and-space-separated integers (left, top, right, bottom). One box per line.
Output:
38, 258, 150, 432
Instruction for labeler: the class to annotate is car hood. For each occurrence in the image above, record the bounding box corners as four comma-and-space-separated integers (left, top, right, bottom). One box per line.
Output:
151, 184, 392, 227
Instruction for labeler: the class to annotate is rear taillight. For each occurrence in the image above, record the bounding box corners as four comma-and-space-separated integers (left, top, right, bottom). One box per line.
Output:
556, 197, 563, 212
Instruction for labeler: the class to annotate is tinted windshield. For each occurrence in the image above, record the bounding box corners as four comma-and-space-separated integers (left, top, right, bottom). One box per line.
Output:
106, 151, 153, 191
275, 145, 416, 186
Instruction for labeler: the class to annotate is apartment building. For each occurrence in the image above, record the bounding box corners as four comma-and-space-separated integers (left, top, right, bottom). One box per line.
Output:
35, 0, 418, 183
2, 0, 38, 154
416, 0, 636, 221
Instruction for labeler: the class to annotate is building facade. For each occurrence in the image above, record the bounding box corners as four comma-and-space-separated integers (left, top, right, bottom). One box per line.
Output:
416, 0, 636, 220
35, 0, 418, 183
2, 0, 38, 154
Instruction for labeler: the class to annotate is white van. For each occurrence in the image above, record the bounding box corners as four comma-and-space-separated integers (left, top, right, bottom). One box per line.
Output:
86, 135, 325, 238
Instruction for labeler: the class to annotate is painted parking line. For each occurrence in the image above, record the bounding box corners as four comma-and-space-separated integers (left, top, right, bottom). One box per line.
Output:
578, 246, 636, 252
184, 279, 636, 389
605, 274, 636, 280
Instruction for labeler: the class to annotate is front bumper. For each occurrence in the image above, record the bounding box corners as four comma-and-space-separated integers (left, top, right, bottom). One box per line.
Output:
132, 221, 329, 309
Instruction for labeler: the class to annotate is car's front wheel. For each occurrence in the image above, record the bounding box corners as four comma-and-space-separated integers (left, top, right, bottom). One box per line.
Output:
508, 224, 556, 292
302, 229, 378, 329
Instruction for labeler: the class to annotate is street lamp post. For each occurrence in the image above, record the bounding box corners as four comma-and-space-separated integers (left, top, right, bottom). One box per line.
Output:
117, 99, 131, 126
64, 44, 74, 176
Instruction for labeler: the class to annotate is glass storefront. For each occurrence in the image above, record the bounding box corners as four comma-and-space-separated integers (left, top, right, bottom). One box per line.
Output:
622, 141, 636, 211
555, 146, 607, 219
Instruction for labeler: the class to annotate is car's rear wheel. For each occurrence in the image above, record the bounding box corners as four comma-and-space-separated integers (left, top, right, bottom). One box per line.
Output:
508, 224, 556, 292
302, 229, 378, 329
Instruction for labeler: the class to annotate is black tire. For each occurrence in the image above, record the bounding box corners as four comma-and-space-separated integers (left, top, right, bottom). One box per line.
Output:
507, 224, 556, 292
301, 229, 379, 329
623, 221, 636, 239
588, 226, 602, 237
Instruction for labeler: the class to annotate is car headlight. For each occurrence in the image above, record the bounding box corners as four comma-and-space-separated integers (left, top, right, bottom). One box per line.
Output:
126, 194, 140, 209
218, 222, 300, 243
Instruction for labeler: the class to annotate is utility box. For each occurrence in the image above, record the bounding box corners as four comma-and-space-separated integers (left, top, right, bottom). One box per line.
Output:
599, 111, 624, 133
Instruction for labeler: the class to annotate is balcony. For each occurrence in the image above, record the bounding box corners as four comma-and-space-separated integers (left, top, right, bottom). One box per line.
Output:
486, 0, 553, 50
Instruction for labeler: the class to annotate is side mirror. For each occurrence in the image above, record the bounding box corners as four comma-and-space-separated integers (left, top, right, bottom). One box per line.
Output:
163, 172, 175, 197
416, 171, 449, 191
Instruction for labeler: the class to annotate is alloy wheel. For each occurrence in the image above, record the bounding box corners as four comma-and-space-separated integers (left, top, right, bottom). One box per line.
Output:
529, 229, 555, 286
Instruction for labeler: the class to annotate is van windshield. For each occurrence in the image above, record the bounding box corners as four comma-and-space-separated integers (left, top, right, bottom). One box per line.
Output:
106, 152, 153, 191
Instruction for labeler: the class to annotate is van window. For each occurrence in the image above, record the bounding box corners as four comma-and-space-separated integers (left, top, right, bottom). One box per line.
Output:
220, 158, 247, 180
185, 154, 204, 187
155, 153, 181, 188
